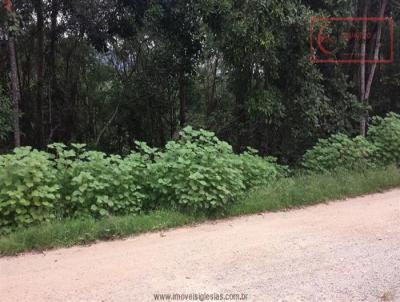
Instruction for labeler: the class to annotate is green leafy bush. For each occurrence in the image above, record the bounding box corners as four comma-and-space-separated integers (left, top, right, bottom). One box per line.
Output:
148, 127, 246, 213
302, 112, 400, 173
302, 133, 377, 173
50, 144, 148, 218
0, 148, 60, 231
0, 127, 286, 231
368, 113, 400, 165
147, 128, 283, 213
238, 148, 281, 190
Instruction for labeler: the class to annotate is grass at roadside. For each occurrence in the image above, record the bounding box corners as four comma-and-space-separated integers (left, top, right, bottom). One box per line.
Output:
228, 165, 400, 216
1, 165, 400, 256
0, 211, 200, 256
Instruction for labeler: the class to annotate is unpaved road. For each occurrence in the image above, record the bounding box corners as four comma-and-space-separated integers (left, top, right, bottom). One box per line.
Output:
1, 190, 400, 302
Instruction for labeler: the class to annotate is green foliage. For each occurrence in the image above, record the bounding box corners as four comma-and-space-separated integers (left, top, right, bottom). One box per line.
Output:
302, 113, 400, 173
368, 113, 400, 165
0, 148, 60, 232
2, 165, 400, 256
148, 127, 246, 213
228, 165, 400, 217
49, 143, 148, 218
1, 0, 398, 168
0, 210, 197, 256
3, 10, 22, 36
0, 127, 285, 231
302, 133, 377, 173
238, 148, 281, 190
147, 128, 283, 213
2, 112, 398, 233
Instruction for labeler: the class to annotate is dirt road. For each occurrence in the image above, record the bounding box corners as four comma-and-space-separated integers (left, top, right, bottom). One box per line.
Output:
1, 190, 400, 302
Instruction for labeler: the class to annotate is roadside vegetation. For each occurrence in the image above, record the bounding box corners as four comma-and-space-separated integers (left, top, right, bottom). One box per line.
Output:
0, 113, 399, 255
1, 166, 399, 256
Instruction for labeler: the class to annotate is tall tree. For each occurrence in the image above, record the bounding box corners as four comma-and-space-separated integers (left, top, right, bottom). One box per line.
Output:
32, 0, 45, 147
2, 0, 20, 147
359, 0, 389, 136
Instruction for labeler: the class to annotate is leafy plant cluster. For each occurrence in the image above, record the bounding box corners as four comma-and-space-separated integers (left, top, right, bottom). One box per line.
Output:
368, 113, 400, 165
49, 143, 149, 219
302, 113, 400, 173
0, 148, 60, 230
0, 127, 283, 232
1, 113, 398, 233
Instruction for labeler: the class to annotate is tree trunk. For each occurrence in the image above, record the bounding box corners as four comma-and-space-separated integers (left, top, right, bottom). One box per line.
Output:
359, 0, 369, 136
233, 65, 251, 152
32, 0, 44, 148
206, 55, 219, 115
48, 0, 59, 144
364, 0, 388, 101
359, 0, 387, 136
3, 0, 21, 147
8, 38, 21, 147
33, 0, 45, 148
178, 70, 186, 127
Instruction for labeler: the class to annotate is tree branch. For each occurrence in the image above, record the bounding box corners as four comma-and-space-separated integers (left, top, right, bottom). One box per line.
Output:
95, 105, 120, 146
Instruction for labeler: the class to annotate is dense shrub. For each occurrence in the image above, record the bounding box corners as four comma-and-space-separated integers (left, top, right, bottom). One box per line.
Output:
302, 112, 400, 172
0, 128, 286, 231
2, 114, 399, 233
50, 144, 148, 218
368, 113, 400, 165
0, 148, 60, 231
302, 133, 377, 173
238, 148, 281, 190
147, 128, 282, 213
147, 128, 246, 213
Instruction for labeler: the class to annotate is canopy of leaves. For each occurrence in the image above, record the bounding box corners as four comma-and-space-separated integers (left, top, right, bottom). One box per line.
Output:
0, 0, 398, 165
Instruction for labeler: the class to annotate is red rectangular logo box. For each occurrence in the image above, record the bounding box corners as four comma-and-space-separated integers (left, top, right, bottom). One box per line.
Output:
310, 17, 394, 64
